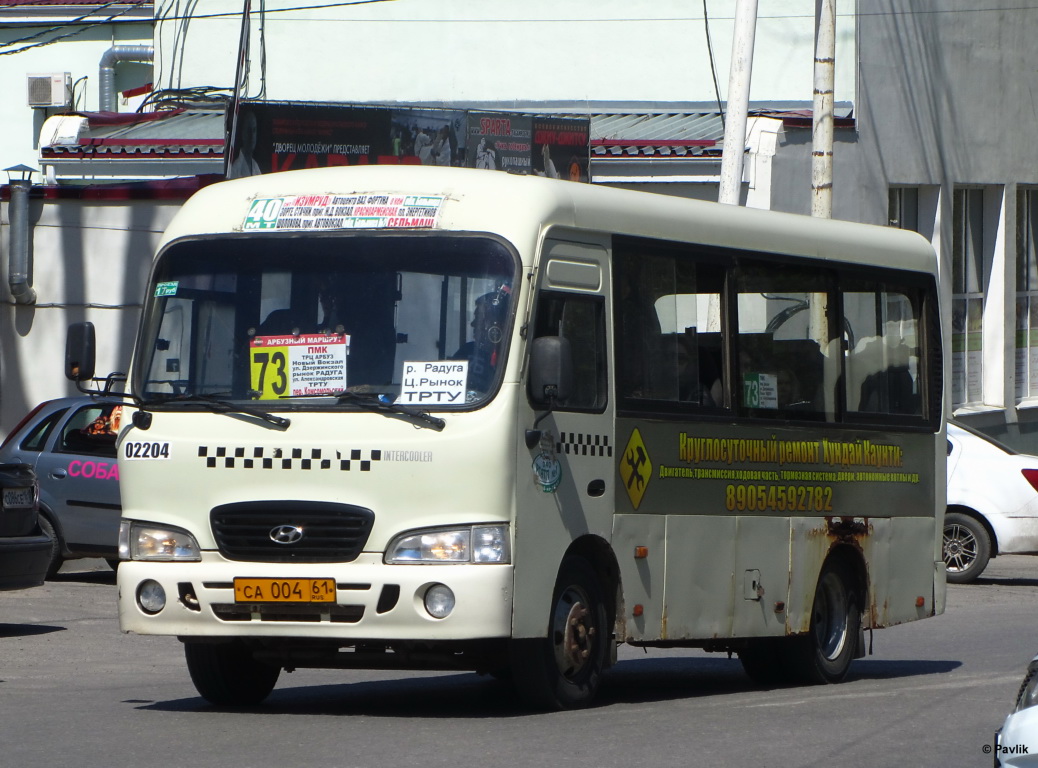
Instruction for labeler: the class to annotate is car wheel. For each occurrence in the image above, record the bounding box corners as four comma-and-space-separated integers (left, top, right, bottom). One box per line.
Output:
788, 557, 860, 684
184, 641, 280, 706
943, 511, 992, 584
509, 556, 609, 710
36, 514, 63, 580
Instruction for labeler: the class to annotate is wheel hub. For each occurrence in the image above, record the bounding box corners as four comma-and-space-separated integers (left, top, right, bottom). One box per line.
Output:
553, 587, 596, 678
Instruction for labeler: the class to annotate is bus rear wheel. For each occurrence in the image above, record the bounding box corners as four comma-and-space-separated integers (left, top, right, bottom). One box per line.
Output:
184, 641, 280, 706
510, 556, 609, 710
791, 558, 860, 684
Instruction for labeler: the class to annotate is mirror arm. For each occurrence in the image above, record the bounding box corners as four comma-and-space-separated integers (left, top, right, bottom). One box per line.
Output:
525, 387, 558, 448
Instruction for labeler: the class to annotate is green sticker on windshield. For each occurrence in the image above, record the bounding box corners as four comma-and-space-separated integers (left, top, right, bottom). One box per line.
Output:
155, 281, 179, 297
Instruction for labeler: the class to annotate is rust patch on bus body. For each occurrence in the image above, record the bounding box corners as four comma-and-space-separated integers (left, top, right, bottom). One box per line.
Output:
788, 517, 873, 635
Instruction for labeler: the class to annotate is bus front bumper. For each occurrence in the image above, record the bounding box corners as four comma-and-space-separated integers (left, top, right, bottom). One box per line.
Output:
117, 554, 514, 640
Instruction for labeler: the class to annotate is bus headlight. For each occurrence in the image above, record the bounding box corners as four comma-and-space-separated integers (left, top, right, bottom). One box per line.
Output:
385, 524, 510, 564
119, 520, 201, 561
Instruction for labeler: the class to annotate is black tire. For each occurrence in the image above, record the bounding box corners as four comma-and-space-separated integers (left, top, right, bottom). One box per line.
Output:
943, 511, 992, 584
789, 558, 860, 684
509, 556, 609, 710
184, 641, 280, 706
36, 514, 63, 580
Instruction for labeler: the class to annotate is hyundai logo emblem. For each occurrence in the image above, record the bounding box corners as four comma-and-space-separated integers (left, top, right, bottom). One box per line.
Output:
269, 524, 304, 545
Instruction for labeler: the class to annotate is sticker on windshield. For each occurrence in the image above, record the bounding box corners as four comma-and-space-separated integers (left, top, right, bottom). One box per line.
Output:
250, 334, 350, 399
154, 281, 179, 297
398, 361, 468, 405
242, 194, 445, 231
742, 372, 778, 409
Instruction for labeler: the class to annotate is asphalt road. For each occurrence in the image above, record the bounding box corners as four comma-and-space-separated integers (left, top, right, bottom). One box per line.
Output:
1, 555, 1035, 768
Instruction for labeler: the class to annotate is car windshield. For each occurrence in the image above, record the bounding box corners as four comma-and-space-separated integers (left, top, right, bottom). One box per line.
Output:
134, 233, 518, 409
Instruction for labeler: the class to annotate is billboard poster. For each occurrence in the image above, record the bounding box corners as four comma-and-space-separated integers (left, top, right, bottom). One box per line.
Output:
226, 101, 588, 182
465, 112, 533, 174
532, 116, 590, 182
227, 102, 393, 177
390, 109, 466, 167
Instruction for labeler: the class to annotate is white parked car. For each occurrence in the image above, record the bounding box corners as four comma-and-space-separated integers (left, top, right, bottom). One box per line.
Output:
945, 421, 1038, 583
994, 652, 1038, 766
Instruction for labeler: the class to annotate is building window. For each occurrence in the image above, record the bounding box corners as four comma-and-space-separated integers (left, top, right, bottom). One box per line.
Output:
889, 187, 919, 231
1016, 188, 1038, 400
952, 188, 986, 407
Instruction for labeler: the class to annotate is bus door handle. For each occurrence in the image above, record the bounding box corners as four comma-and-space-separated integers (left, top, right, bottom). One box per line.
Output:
587, 479, 605, 497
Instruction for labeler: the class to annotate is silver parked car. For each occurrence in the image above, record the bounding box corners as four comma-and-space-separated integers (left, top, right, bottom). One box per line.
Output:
0, 389, 124, 578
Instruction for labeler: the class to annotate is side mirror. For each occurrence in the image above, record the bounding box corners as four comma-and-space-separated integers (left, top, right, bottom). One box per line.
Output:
528, 336, 573, 406
65, 322, 96, 382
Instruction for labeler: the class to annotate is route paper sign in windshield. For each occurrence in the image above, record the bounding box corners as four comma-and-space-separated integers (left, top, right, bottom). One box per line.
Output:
250, 334, 349, 398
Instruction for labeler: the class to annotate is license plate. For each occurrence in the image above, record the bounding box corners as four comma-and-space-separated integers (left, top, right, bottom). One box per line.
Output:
233, 577, 336, 603
3, 487, 34, 509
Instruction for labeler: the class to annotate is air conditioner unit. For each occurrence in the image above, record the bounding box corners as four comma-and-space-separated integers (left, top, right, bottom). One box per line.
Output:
27, 73, 71, 108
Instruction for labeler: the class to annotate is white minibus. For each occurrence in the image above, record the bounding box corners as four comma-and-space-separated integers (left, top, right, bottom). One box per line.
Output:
67, 164, 945, 709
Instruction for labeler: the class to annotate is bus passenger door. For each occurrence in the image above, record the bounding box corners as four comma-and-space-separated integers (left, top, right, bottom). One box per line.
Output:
511, 238, 615, 640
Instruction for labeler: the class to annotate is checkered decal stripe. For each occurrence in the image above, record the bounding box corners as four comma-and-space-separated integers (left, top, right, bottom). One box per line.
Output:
555, 432, 612, 457
197, 446, 382, 471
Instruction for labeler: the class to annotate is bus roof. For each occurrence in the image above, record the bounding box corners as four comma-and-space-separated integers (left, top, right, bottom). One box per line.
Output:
158, 165, 937, 275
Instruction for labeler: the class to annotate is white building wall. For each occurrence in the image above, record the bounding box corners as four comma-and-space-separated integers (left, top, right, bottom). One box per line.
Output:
154, 0, 856, 106
0, 199, 179, 433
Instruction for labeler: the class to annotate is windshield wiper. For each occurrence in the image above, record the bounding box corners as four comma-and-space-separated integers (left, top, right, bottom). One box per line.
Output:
149, 393, 291, 430
333, 390, 446, 432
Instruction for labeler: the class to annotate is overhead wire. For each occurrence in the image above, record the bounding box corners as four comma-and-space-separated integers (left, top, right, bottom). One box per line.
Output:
702, 0, 726, 132
0, 0, 150, 56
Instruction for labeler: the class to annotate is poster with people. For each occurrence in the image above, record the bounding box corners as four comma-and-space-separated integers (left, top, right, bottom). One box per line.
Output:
389, 109, 465, 167
465, 112, 533, 174
226, 101, 393, 177
532, 117, 590, 183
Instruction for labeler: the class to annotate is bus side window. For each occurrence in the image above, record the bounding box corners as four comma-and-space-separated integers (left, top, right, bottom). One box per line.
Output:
843, 286, 923, 417
734, 266, 836, 420
529, 291, 607, 411
615, 241, 725, 407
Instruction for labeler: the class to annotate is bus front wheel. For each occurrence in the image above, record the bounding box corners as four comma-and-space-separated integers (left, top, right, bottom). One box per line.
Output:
184, 641, 280, 706
791, 558, 860, 684
510, 556, 609, 710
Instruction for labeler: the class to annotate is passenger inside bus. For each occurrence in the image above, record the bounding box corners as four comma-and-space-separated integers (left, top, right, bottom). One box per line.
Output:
452, 285, 511, 391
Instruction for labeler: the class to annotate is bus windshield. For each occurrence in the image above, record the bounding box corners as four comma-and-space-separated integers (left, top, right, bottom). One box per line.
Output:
134, 233, 518, 408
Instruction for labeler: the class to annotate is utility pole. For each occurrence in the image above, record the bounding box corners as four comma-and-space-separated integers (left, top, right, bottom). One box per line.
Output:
224, 0, 253, 178
811, 0, 836, 218
718, 0, 758, 206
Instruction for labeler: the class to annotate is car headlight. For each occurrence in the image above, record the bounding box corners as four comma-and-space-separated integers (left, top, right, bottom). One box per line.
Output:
385, 524, 510, 564
119, 520, 201, 561
1014, 665, 1038, 712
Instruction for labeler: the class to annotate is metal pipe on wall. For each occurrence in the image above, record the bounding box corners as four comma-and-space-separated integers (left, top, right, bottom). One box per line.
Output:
7, 179, 36, 305
99, 45, 154, 113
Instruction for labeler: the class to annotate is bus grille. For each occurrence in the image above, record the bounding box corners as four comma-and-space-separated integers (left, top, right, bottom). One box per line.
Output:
210, 501, 375, 563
